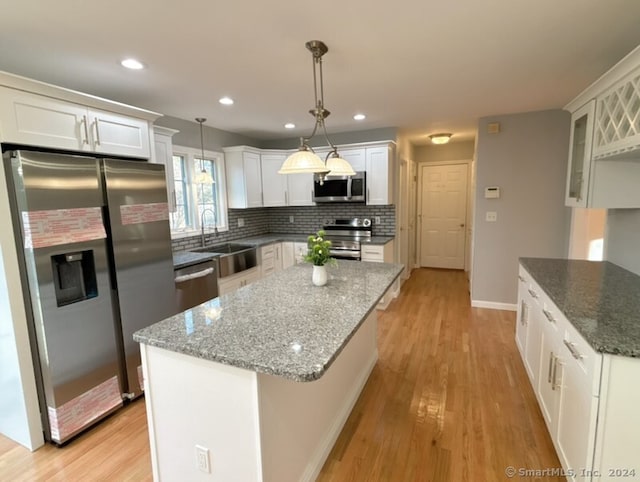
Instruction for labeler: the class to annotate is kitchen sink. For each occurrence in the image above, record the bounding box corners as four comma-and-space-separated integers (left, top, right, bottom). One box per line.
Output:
194, 243, 254, 254
192, 243, 257, 277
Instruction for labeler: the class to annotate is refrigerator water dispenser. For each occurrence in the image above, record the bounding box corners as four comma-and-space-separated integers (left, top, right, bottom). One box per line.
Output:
51, 250, 98, 306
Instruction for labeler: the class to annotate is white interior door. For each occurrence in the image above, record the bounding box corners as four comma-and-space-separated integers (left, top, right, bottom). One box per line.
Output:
398, 159, 409, 278
418, 163, 468, 269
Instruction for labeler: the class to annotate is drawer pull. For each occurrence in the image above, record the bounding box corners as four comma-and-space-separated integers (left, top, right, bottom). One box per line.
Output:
563, 340, 584, 360
175, 267, 214, 283
542, 309, 555, 323
528, 289, 538, 299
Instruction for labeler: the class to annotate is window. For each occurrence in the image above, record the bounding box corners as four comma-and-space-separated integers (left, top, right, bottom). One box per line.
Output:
169, 145, 228, 236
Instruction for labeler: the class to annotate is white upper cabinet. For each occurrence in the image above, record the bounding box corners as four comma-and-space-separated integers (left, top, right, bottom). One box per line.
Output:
90, 108, 151, 158
564, 46, 640, 208
224, 146, 263, 209
151, 126, 179, 212
337, 147, 366, 172
260, 152, 288, 207
565, 101, 595, 207
287, 173, 315, 206
366, 145, 394, 205
0, 84, 153, 159
223, 141, 395, 208
593, 66, 640, 160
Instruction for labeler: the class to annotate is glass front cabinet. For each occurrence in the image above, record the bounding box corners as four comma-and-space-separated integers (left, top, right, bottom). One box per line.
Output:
565, 100, 595, 207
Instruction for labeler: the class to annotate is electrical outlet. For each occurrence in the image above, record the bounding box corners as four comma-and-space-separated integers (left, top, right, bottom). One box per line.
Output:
237, 218, 245, 228
196, 445, 210, 473
375, 216, 381, 224
289, 215, 294, 223
486, 211, 498, 222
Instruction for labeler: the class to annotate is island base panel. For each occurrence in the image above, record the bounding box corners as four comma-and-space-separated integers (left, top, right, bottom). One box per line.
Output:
140, 310, 378, 481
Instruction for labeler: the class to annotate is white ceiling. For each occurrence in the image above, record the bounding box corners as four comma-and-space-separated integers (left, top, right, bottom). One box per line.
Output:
1, 0, 640, 145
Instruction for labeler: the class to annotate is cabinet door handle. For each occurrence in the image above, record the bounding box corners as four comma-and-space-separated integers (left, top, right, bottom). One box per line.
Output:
528, 289, 538, 299
547, 351, 554, 384
542, 309, 555, 323
367, 188, 370, 204
172, 190, 177, 208
285, 190, 288, 205
518, 275, 525, 282
563, 339, 583, 360
81, 115, 90, 145
551, 356, 560, 391
93, 118, 101, 146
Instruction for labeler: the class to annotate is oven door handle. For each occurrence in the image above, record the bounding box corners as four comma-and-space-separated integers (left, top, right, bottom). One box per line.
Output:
175, 267, 215, 283
347, 176, 352, 200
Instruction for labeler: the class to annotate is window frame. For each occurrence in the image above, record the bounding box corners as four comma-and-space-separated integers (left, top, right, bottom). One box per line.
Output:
169, 145, 228, 238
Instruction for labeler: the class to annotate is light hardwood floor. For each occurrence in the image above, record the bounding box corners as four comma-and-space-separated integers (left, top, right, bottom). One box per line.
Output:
0, 268, 560, 481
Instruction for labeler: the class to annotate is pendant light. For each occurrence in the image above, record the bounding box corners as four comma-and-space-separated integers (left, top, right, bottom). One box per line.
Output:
194, 118, 214, 184
278, 40, 355, 178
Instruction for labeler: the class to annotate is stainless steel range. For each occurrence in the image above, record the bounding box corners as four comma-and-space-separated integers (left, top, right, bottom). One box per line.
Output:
322, 218, 372, 260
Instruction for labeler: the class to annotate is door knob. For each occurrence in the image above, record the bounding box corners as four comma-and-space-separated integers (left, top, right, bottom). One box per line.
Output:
460, 223, 465, 227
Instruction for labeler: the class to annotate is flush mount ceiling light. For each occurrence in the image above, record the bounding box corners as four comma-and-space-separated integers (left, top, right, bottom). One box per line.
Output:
278, 40, 355, 178
120, 58, 145, 70
219, 97, 234, 106
284, 123, 296, 129
194, 118, 214, 184
353, 113, 366, 121
429, 133, 453, 145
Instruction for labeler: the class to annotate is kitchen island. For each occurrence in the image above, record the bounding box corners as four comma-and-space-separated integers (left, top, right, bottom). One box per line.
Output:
134, 260, 403, 482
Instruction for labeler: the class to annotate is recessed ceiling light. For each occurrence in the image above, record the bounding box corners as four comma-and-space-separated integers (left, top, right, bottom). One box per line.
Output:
284, 123, 296, 129
120, 58, 145, 70
353, 113, 366, 121
219, 97, 234, 105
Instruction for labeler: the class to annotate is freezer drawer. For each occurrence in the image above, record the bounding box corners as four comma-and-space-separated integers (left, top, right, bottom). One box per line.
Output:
175, 259, 219, 311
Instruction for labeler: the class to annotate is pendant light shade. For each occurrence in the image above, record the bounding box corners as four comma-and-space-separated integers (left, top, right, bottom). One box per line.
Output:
195, 117, 214, 184
279, 40, 355, 179
278, 146, 327, 174
325, 152, 356, 176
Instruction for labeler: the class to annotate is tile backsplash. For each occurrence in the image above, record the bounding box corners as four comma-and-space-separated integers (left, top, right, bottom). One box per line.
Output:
171, 204, 395, 252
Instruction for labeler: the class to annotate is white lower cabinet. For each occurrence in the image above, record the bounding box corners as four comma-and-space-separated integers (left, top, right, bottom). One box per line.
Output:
217, 267, 261, 296
281, 241, 306, 268
361, 241, 396, 309
537, 309, 563, 438
260, 243, 283, 278
517, 264, 640, 482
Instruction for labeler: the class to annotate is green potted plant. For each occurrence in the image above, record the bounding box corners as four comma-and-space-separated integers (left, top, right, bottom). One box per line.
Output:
304, 230, 335, 286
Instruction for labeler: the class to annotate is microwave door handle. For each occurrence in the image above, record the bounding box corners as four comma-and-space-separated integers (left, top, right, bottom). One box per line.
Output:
347, 177, 353, 200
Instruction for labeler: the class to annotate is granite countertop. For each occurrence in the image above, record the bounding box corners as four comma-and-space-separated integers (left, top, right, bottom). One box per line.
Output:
134, 260, 404, 381
520, 258, 640, 357
173, 251, 219, 270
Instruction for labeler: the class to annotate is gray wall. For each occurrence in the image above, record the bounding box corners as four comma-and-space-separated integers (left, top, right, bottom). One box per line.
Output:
155, 116, 261, 152
605, 209, 640, 275
414, 141, 475, 163
260, 127, 397, 150
471, 110, 571, 305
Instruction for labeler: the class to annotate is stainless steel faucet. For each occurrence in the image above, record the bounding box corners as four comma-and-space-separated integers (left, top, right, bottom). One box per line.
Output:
200, 208, 217, 247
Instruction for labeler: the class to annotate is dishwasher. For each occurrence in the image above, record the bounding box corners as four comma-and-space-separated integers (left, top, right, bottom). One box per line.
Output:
174, 258, 219, 311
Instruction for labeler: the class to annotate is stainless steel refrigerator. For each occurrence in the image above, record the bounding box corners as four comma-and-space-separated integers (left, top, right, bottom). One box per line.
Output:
3, 149, 177, 444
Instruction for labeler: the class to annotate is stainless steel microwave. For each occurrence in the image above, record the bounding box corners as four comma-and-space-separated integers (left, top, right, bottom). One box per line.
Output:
313, 171, 366, 203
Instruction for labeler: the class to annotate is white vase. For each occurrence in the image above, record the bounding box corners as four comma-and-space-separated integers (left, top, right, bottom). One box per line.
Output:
312, 264, 328, 287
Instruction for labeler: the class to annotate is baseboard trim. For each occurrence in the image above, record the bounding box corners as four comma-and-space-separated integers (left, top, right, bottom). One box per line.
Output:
471, 300, 517, 311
